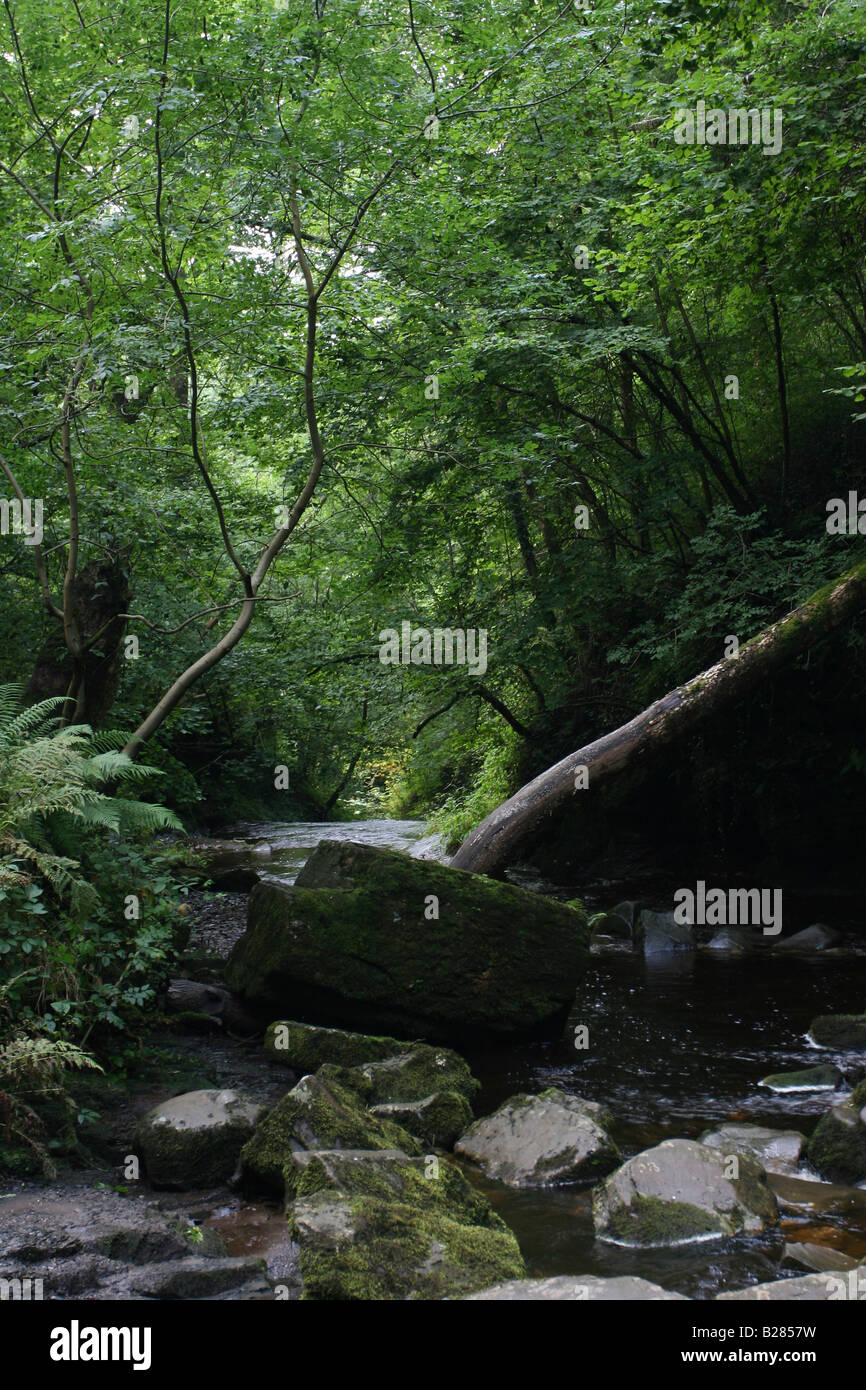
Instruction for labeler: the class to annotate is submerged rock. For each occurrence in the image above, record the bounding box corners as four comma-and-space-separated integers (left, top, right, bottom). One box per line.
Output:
635, 910, 694, 955
284, 1148, 524, 1299
700, 1124, 806, 1176
455, 1089, 619, 1186
467, 1275, 688, 1300
759, 1064, 842, 1094
807, 1013, 866, 1050
706, 929, 754, 954
134, 1090, 267, 1189
775, 924, 841, 953
805, 1081, 866, 1184
592, 1138, 777, 1247
225, 840, 589, 1044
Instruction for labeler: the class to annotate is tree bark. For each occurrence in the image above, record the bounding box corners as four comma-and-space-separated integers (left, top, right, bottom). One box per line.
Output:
451, 557, 866, 877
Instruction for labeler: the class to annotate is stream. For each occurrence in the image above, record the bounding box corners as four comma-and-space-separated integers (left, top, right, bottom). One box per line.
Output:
209, 816, 866, 1299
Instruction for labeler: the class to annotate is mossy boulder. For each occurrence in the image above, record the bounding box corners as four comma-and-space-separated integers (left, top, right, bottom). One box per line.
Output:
807, 1014, 866, 1050
355, 1045, 479, 1104
455, 1088, 620, 1186
225, 840, 589, 1043
134, 1089, 266, 1189
285, 1148, 524, 1299
240, 1066, 421, 1193
806, 1093, 866, 1184
370, 1092, 473, 1149
592, 1139, 778, 1247
264, 1019, 407, 1070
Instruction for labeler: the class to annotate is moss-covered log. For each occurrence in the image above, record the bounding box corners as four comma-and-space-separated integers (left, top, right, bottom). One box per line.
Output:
452, 557, 866, 877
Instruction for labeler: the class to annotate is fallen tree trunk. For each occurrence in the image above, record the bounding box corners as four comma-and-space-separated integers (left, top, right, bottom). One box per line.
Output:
451, 556, 866, 877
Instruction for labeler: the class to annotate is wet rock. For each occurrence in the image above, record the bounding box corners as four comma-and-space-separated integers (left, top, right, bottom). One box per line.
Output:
700, 1124, 806, 1176
759, 1064, 842, 1094
370, 1093, 473, 1149
706, 928, 753, 953
167, 980, 259, 1035
356, 1045, 479, 1105
455, 1089, 620, 1186
807, 1013, 866, 1050
93, 1253, 269, 1300
466, 1275, 688, 1300
776, 924, 841, 953
264, 1019, 407, 1071
589, 912, 633, 949
225, 839, 590, 1044
782, 1242, 859, 1274
717, 1271, 862, 1301
0, 1183, 271, 1301
635, 910, 694, 955
135, 1090, 267, 1189
611, 901, 639, 931
805, 1081, 866, 1184
240, 1066, 421, 1193
592, 1138, 778, 1247
285, 1148, 524, 1300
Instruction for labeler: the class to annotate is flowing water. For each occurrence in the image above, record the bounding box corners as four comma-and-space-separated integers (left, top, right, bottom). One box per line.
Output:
225, 816, 866, 1298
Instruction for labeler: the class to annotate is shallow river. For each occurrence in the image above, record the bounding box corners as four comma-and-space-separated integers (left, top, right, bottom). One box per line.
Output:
227, 816, 866, 1298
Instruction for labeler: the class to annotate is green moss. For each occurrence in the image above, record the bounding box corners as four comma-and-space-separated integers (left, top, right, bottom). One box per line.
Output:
806, 1104, 866, 1183
356, 1046, 479, 1104
264, 1020, 406, 1070
225, 841, 590, 1043
808, 1014, 866, 1049
241, 1068, 421, 1193
370, 1091, 473, 1148
602, 1193, 724, 1246
292, 1192, 525, 1300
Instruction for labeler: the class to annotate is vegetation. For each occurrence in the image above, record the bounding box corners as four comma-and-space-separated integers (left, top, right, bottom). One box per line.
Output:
0, 0, 865, 1160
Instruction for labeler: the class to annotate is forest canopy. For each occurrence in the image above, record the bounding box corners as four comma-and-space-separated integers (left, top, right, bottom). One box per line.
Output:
0, 0, 864, 860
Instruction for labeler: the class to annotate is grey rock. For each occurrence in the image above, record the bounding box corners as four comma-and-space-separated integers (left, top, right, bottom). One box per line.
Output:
636, 910, 695, 955
467, 1275, 688, 1300
776, 924, 841, 953
718, 1271, 862, 1301
592, 1138, 778, 1247
135, 1089, 267, 1189
701, 1124, 806, 1175
454, 1088, 619, 1186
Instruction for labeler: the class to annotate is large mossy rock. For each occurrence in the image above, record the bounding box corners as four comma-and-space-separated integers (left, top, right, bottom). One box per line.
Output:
226, 840, 589, 1043
264, 1019, 408, 1071
592, 1139, 778, 1247
806, 1081, 866, 1184
133, 1089, 266, 1189
455, 1089, 620, 1186
240, 1066, 422, 1193
285, 1148, 524, 1300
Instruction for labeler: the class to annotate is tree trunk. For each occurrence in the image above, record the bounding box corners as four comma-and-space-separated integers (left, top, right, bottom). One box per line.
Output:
451, 557, 866, 877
